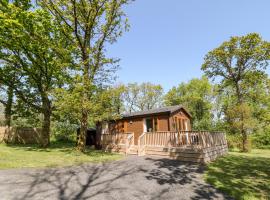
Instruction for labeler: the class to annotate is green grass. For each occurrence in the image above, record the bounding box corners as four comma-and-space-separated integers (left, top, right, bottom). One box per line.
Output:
204, 149, 270, 200
0, 142, 123, 169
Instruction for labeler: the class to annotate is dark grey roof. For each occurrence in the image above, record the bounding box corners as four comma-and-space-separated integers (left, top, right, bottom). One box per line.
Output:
122, 105, 191, 118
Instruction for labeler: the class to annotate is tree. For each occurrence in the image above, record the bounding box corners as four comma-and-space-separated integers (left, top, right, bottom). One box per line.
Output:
123, 83, 140, 113
0, 2, 71, 146
136, 83, 164, 111
124, 82, 163, 113
0, 0, 32, 127
0, 67, 15, 127
164, 76, 213, 130
40, 0, 132, 151
202, 33, 270, 152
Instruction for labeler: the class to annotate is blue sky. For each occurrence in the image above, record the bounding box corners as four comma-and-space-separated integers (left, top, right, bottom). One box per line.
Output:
108, 0, 270, 92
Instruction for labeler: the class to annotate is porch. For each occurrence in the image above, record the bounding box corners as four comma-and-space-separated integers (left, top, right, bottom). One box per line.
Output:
101, 131, 228, 163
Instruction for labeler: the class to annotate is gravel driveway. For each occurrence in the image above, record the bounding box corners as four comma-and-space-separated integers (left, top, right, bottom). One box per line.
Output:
0, 156, 231, 200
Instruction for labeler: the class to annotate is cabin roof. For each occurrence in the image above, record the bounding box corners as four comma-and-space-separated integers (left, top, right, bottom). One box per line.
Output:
122, 105, 191, 119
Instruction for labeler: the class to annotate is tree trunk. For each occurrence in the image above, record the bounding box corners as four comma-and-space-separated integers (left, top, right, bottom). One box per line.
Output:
41, 96, 51, 147
242, 130, 249, 152
77, 51, 90, 152
235, 82, 248, 152
4, 85, 13, 127
95, 121, 102, 150
77, 110, 87, 152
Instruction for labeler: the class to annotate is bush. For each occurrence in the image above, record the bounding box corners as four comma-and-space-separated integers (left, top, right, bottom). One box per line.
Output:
51, 121, 78, 142
227, 134, 252, 152
251, 129, 270, 149
227, 134, 242, 150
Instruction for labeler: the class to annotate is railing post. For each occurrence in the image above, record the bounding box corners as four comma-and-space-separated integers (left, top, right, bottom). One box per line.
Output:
125, 138, 128, 155
186, 131, 189, 145
138, 132, 146, 156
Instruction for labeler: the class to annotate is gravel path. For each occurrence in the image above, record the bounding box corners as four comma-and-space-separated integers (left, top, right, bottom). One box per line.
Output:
0, 156, 231, 200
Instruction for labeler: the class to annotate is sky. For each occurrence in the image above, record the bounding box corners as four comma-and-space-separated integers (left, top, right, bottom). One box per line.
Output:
108, 0, 270, 92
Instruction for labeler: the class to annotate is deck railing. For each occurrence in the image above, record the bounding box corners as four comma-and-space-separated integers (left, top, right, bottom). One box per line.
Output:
138, 132, 146, 156
142, 131, 227, 148
101, 132, 134, 145
125, 133, 134, 155
101, 131, 227, 156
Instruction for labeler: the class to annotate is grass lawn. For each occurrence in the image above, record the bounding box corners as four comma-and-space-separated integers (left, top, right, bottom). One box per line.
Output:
0, 142, 123, 169
204, 149, 270, 200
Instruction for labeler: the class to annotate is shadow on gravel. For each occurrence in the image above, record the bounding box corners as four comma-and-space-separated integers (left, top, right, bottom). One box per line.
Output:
144, 157, 232, 200
144, 157, 204, 185
15, 161, 138, 200
5, 157, 231, 200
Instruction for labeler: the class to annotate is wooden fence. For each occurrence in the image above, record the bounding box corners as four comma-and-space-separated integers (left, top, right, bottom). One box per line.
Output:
0, 126, 43, 144
0, 126, 7, 142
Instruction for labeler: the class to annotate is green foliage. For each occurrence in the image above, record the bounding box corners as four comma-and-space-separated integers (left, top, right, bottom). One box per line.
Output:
124, 82, 164, 113
202, 33, 270, 152
164, 76, 213, 130
251, 128, 270, 149
0, 2, 72, 146
53, 85, 124, 127
40, 0, 132, 151
51, 121, 77, 143
205, 149, 270, 200
227, 134, 252, 152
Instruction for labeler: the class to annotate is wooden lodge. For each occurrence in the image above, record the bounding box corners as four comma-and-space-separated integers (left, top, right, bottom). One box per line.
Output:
101, 105, 228, 163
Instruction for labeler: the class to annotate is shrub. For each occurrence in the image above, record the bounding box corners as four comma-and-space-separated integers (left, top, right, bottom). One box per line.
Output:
226, 134, 252, 152
51, 121, 78, 142
226, 134, 242, 150
251, 129, 270, 149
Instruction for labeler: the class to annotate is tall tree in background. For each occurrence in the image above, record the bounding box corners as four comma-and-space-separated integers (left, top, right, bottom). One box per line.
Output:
0, 0, 31, 127
124, 83, 140, 113
41, 0, 132, 151
135, 82, 163, 111
164, 76, 213, 130
124, 82, 163, 113
0, 68, 15, 127
0, 2, 71, 146
202, 33, 270, 152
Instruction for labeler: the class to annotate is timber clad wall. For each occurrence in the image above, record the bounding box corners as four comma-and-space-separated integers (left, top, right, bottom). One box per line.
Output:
107, 108, 192, 145
157, 115, 169, 132
169, 110, 191, 132
126, 118, 143, 145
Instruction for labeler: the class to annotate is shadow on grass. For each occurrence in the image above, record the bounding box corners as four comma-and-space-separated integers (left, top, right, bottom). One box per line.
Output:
4, 141, 111, 156
5, 141, 76, 153
205, 153, 270, 200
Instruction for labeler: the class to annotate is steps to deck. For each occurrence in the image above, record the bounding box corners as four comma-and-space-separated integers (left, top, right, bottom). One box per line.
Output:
128, 145, 138, 155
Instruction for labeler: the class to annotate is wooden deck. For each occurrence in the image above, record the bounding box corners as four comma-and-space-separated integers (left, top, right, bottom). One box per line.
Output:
101, 131, 228, 163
